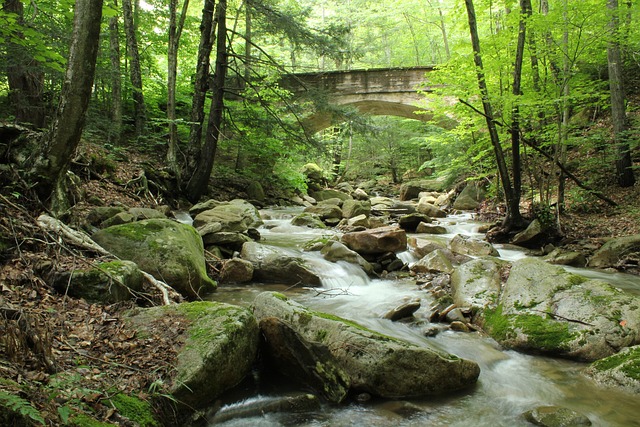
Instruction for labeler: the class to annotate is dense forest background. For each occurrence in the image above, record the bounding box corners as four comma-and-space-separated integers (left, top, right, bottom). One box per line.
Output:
1, 0, 639, 221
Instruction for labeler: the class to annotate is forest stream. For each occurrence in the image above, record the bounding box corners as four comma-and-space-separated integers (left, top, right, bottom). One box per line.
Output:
189, 207, 640, 427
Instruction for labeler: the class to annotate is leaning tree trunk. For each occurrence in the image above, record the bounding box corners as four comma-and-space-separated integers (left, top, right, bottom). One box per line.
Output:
3, 0, 46, 128
464, 0, 522, 230
122, 0, 146, 136
607, 0, 635, 187
185, 0, 228, 203
31, 0, 104, 214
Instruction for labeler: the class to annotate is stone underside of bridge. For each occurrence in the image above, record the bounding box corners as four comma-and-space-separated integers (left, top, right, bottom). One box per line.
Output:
280, 67, 439, 133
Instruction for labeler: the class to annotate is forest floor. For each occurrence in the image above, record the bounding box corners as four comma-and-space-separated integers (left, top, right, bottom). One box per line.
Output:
0, 139, 639, 425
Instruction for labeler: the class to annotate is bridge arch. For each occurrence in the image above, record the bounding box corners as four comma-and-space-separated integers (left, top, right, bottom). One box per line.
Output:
279, 67, 439, 133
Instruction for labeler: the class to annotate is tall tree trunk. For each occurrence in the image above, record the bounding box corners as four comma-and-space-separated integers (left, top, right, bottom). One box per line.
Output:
185, 0, 228, 203
464, 0, 523, 230
108, 1, 123, 144
122, 0, 146, 136
3, 0, 46, 128
167, 0, 190, 176
185, 0, 217, 180
607, 0, 635, 187
31, 0, 104, 214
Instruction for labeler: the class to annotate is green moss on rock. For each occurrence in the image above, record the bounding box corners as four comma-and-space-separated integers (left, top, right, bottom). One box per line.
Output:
107, 394, 158, 427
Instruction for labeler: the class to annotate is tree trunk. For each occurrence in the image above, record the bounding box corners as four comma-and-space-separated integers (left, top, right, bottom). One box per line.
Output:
464, 0, 523, 230
185, 0, 217, 179
108, 2, 123, 144
3, 0, 46, 128
122, 0, 146, 136
32, 0, 104, 213
607, 0, 635, 187
185, 0, 228, 203
167, 0, 190, 175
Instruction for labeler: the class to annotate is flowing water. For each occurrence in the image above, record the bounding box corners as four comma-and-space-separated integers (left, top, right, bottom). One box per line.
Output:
207, 207, 640, 427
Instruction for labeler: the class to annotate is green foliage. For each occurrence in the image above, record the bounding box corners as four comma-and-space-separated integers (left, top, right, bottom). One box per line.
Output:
0, 390, 45, 425
106, 394, 158, 427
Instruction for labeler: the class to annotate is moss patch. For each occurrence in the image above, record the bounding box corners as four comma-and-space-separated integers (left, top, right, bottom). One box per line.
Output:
483, 305, 576, 351
591, 347, 640, 380
107, 393, 158, 427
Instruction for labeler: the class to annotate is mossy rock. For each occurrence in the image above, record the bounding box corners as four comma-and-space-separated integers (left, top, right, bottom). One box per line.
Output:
584, 345, 640, 393
92, 219, 216, 299
125, 301, 259, 410
105, 394, 159, 427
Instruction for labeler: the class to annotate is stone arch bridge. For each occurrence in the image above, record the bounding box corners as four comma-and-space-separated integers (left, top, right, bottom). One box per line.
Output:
279, 66, 440, 133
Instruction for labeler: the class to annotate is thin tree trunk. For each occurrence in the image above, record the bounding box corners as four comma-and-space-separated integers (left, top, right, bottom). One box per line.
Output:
108, 2, 123, 144
185, 0, 228, 203
32, 0, 104, 213
185, 0, 217, 179
464, 0, 523, 230
167, 0, 190, 175
607, 0, 635, 187
3, 0, 46, 128
122, 0, 146, 136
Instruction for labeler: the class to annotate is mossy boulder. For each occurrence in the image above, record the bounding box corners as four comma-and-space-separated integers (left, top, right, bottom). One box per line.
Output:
450, 257, 507, 311
588, 234, 640, 269
584, 345, 640, 393
126, 301, 259, 410
309, 189, 350, 202
252, 292, 480, 402
523, 406, 592, 427
92, 219, 216, 299
399, 179, 446, 201
51, 260, 143, 303
291, 213, 327, 229
452, 182, 485, 211
192, 199, 263, 232
450, 234, 499, 257
480, 258, 640, 361
341, 199, 371, 219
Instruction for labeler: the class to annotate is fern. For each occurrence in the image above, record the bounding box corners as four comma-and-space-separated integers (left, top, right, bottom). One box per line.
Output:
0, 390, 45, 425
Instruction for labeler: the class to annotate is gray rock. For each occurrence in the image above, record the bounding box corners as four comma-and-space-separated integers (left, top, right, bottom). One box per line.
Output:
588, 234, 640, 269
92, 219, 216, 299
246, 181, 265, 202
310, 189, 350, 202
481, 258, 640, 361
219, 258, 254, 284
383, 299, 421, 321
584, 345, 640, 393
240, 242, 321, 286
408, 237, 446, 258
544, 249, 587, 267
193, 199, 263, 232
210, 393, 320, 424
400, 179, 446, 201
303, 204, 343, 221
398, 213, 432, 232
512, 219, 545, 246
252, 292, 480, 402
451, 257, 506, 310
342, 199, 371, 219
411, 249, 455, 274
321, 241, 374, 275
291, 213, 327, 229
416, 223, 447, 234
87, 206, 127, 226
452, 182, 485, 210
347, 214, 370, 228
450, 234, 499, 257
52, 260, 142, 303
353, 188, 369, 200
416, 199, 447, 218
523, 406, 591, 427
126, 301, 259, 409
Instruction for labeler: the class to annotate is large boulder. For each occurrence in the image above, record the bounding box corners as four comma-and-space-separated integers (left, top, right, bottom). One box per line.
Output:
450, 257, 507, 310
408, 236, 447, 258
126, 301, 259, 409
303, 204, 343, 221
416, 198, 447, 218
92, 219, 217, 299
51, 260, 142, 303
399, 179, 446, 201
240, 242, 321, 286
341, 199, 371, 219
450, 234, 499, 257
480, 258, 640, 361
219, 258, 254, 283
523, 406, 592, 427
398, 213, 432, 232
192, 199, 263, 232
411, 249, 455, 275
341, 226, 407, 255
588, 234, 640, 269
302, 163, 325, 191
584, 345, 640, 394
310, 189, 350, 202
452, 182, 485, 211
252, 292, 480, 402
